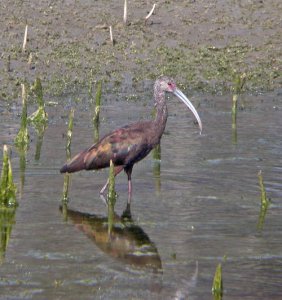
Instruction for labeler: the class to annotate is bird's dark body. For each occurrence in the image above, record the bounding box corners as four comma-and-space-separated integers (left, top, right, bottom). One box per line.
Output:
60, 120, 159, 174
60, 76, 202, 201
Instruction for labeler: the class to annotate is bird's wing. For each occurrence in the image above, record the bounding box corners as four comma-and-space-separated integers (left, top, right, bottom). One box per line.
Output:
84, 125, 152, 170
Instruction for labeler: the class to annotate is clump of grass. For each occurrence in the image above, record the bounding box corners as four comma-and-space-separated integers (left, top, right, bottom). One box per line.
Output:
212, 263, 223, 300
15, 84, 29, 149
0, 145, 17, 208
28, 78, 48, 126
257, 170, 271, 230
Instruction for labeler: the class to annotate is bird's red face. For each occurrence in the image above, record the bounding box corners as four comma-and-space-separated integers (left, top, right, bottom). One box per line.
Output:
166, 81, 177, 92
159, 77, 177, 93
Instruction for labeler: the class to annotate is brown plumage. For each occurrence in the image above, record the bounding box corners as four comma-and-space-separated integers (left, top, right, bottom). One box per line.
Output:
60, 76, 202, 202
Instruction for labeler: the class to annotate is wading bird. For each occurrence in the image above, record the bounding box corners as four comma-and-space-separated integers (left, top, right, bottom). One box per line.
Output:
60, 76, 202, 203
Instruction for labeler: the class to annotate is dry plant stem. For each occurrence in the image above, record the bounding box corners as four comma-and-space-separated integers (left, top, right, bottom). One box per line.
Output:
28, 53, 32, 68
6, 55, 11, 72
123, 0, 127, 24
109, 26, 114, 45
23, 25, 28, 52
145, 3, 156, 23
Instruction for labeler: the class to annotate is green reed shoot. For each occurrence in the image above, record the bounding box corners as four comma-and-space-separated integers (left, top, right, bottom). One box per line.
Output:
257, 170, 270, 230
28, 78, 48, 125
93, 81, 102, 142
93, 81, 102, 124
0, 145, 17, 207
88, 69, 94, 98
231, 73, 246, 143
212, 263, 223, 300
0, 206, 17, 264
66, 108, 75, 159
107, 160, 116, 236
61, 109, 74, 210
15, 84, 29, 148
34, 124, 46, 161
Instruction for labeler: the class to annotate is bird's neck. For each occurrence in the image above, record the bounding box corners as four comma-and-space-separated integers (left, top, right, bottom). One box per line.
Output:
153, 90, 168, 142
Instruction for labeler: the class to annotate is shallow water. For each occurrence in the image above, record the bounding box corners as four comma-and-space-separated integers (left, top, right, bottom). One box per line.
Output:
0, 90, 282, 299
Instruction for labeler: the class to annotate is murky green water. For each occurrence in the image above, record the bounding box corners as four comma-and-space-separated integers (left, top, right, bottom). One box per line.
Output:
0, 90, 282, 299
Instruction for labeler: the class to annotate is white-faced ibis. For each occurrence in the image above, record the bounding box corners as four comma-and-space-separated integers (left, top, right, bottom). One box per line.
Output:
60, 76, 202, 202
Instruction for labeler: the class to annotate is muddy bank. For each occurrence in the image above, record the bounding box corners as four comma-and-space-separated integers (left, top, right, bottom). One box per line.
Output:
0, 0, 281, 101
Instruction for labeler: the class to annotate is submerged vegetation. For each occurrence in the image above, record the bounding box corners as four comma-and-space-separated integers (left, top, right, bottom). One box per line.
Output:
0, 145, 17, 207
14, 84, 29, 148
212, 263, 223, 300
231, 72, 247, 143
107, 160, 117, 236
0, 146, 18, 263
28, 78, 48, 126
257, 170, 271, 230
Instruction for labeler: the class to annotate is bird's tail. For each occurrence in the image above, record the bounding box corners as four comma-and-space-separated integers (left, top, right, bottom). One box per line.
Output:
60, 150, 87, 173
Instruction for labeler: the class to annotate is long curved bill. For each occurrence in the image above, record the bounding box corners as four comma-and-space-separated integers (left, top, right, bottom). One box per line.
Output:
174, 88, 202, 134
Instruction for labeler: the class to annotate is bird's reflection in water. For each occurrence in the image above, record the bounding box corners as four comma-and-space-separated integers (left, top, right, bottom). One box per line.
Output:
60, 202, 162, 272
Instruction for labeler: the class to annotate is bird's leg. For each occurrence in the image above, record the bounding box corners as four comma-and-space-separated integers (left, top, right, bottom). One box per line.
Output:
99, 165, 124, 195
100, 179, 109, 195
125, 165, 133, 204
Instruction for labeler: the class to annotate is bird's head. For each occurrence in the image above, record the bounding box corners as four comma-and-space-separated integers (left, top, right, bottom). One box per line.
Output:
155, 76, 202, 134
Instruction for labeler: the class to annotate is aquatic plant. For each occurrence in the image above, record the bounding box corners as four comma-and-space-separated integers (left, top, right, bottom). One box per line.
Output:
15, 84, 29, 148
107, 160, 117, 236
0, 207, 17, 264
61, 109, 75, 210
0, 145, 17, 207
0, 146, 17, 262
212, 263, 223, 300
28, 78, 48, 125
61, 173, 71, 221
66, 108, 75, 159
34, 124, 47, 161
231, 72, 246, 143
93, 81, 102, 124
93, 81, 102, 142
257, 170, 270, 230
108, 160, 116, 201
